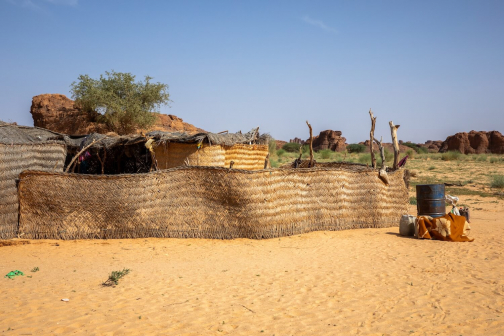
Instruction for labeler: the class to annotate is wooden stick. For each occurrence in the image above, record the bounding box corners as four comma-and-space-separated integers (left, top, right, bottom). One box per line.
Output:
65, 138, 107, 173
373, 136, 386, 169
306, 121, 314, 167
96, 148, 107, 174
389, 121, 400, 169
264, 153, 269, 169
369, 109, 377, 168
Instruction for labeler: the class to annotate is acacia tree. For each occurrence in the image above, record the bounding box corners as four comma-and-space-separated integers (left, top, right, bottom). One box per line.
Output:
70, 70, 170, 135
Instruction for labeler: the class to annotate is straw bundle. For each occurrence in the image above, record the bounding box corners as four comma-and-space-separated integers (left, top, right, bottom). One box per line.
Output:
18, 165, 408, 240
0, 143, 66, 239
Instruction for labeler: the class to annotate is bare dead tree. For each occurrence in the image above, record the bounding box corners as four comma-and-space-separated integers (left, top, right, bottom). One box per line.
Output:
369, 109, 377, 168
306, 121, 314, 167
389, 121, 400, 169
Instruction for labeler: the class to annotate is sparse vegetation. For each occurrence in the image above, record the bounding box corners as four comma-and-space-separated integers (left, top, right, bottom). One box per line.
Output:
71, 70, 170, 135
319, 149, 332, 160
347, 144, 366, 153
282, 143, 301, 153
103, 268, 131, 286
441, 151, 462, 161
491, 175, 504, 189
268, 140, 277, 156
409, 197, 417, 205
276, 149, 286, 157
31, 267, 39, 272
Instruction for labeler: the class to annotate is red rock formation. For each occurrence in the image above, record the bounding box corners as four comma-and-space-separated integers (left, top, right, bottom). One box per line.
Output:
421, 140, 443, 152
275, 140, 287, 150
289, 137, 305, 145
439, 131, 504, 154
309, 130, 347, 152
30, 94, 204, 135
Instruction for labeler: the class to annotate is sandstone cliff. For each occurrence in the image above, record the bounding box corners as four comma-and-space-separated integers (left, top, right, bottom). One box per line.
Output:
30, 94, 204, 135
439, 131, 504, 154
309, 130, 347, 152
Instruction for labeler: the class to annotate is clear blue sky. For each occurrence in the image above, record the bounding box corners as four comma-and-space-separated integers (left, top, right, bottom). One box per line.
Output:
1, 0, 503, 143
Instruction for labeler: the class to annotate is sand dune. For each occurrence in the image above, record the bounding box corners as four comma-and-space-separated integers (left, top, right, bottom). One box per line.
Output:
1, 199, 503, 335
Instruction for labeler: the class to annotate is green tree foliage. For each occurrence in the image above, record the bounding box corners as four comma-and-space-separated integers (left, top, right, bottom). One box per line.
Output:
282, 142, 301, 153
346, 144, 366, 153
70, 70, 170, 135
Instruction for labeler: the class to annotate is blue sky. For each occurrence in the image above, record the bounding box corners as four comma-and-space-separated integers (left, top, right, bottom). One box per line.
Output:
1, 0, 503, 143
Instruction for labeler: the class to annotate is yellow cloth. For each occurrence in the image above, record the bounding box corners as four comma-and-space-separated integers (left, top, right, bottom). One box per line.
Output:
416, 213, 474, 242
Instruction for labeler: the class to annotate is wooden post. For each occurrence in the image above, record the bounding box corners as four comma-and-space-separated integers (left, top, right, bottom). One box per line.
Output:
306, 121, 314, 167
373, 136, 389, 185
389, 121, 400, 169
264, 153, 270, 169
369, 109, 377, 168
373, 136, 386, 169
96, 147, 107, 174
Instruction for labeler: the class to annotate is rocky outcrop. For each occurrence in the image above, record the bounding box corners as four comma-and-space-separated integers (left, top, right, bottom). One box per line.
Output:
309, 130, 347, 152
30, 94, 204, 135
421, 140, 443, 152
275, 140, 287, 150
439, 131, 504, 154
31, 94, 107, 135
289, 137, 305, 145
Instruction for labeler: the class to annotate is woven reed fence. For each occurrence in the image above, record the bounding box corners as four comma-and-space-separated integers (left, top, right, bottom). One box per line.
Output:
0, 143, 66, 239
154, 143, 269, 170
18, 165, 408, 240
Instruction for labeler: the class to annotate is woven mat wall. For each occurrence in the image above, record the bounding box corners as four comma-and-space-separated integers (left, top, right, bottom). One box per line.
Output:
154, 143, 268, 170
0, 143, 66, 239
18, 166, 408, 240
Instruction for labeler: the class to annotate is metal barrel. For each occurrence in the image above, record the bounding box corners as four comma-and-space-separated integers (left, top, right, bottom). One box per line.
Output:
416, 184, 445, 218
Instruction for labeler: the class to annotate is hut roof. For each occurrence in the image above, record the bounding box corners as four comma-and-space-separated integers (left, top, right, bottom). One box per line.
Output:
69, 127, 270, 149
0, 124, 64, 145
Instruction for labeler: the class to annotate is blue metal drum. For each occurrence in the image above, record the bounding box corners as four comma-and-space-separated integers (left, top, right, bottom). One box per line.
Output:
416, 184, 446, 218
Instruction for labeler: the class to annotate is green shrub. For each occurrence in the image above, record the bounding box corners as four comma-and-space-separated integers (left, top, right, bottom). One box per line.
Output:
441, 151, 461, 161
103, 268, 130, 286
302, 144, 310, 154
491, 175, 504, 189
270, 160, 279, 168
417, 146, 429, 154
282, 143, 301, 153
319, 149, 333, 160
406, 149, 415, 158
358, 153, 371, 164
476, 155, 487, 162
409, 197, 417, 205
268, 140, 277, 155
347, 144, 366, 153
276, 149, 286, 157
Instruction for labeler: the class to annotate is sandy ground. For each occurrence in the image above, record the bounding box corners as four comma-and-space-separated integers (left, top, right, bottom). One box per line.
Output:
1, 199, 503, 336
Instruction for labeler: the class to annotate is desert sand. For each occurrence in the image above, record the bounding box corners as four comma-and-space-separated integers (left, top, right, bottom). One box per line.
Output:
1, 197, 503, 336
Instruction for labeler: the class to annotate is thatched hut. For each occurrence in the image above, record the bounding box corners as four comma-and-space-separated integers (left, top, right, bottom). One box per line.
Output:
150, 128, 270, 170
63, 128, 270, 174
0, 123, 66, 238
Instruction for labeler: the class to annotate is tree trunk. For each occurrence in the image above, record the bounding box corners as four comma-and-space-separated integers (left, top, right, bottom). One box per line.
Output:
306, 121, 314, 167
369, 109, 377, 168
389, 121, 400, 169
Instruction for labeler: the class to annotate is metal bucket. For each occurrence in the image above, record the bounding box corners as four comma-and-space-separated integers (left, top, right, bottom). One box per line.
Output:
416, 184, 445, 218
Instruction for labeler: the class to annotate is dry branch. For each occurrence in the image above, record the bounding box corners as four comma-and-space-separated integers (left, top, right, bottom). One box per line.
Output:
389, 121, 400, 169
306, 121, 314, 167
65, 138, 107, 173
369, 109, 377, 168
